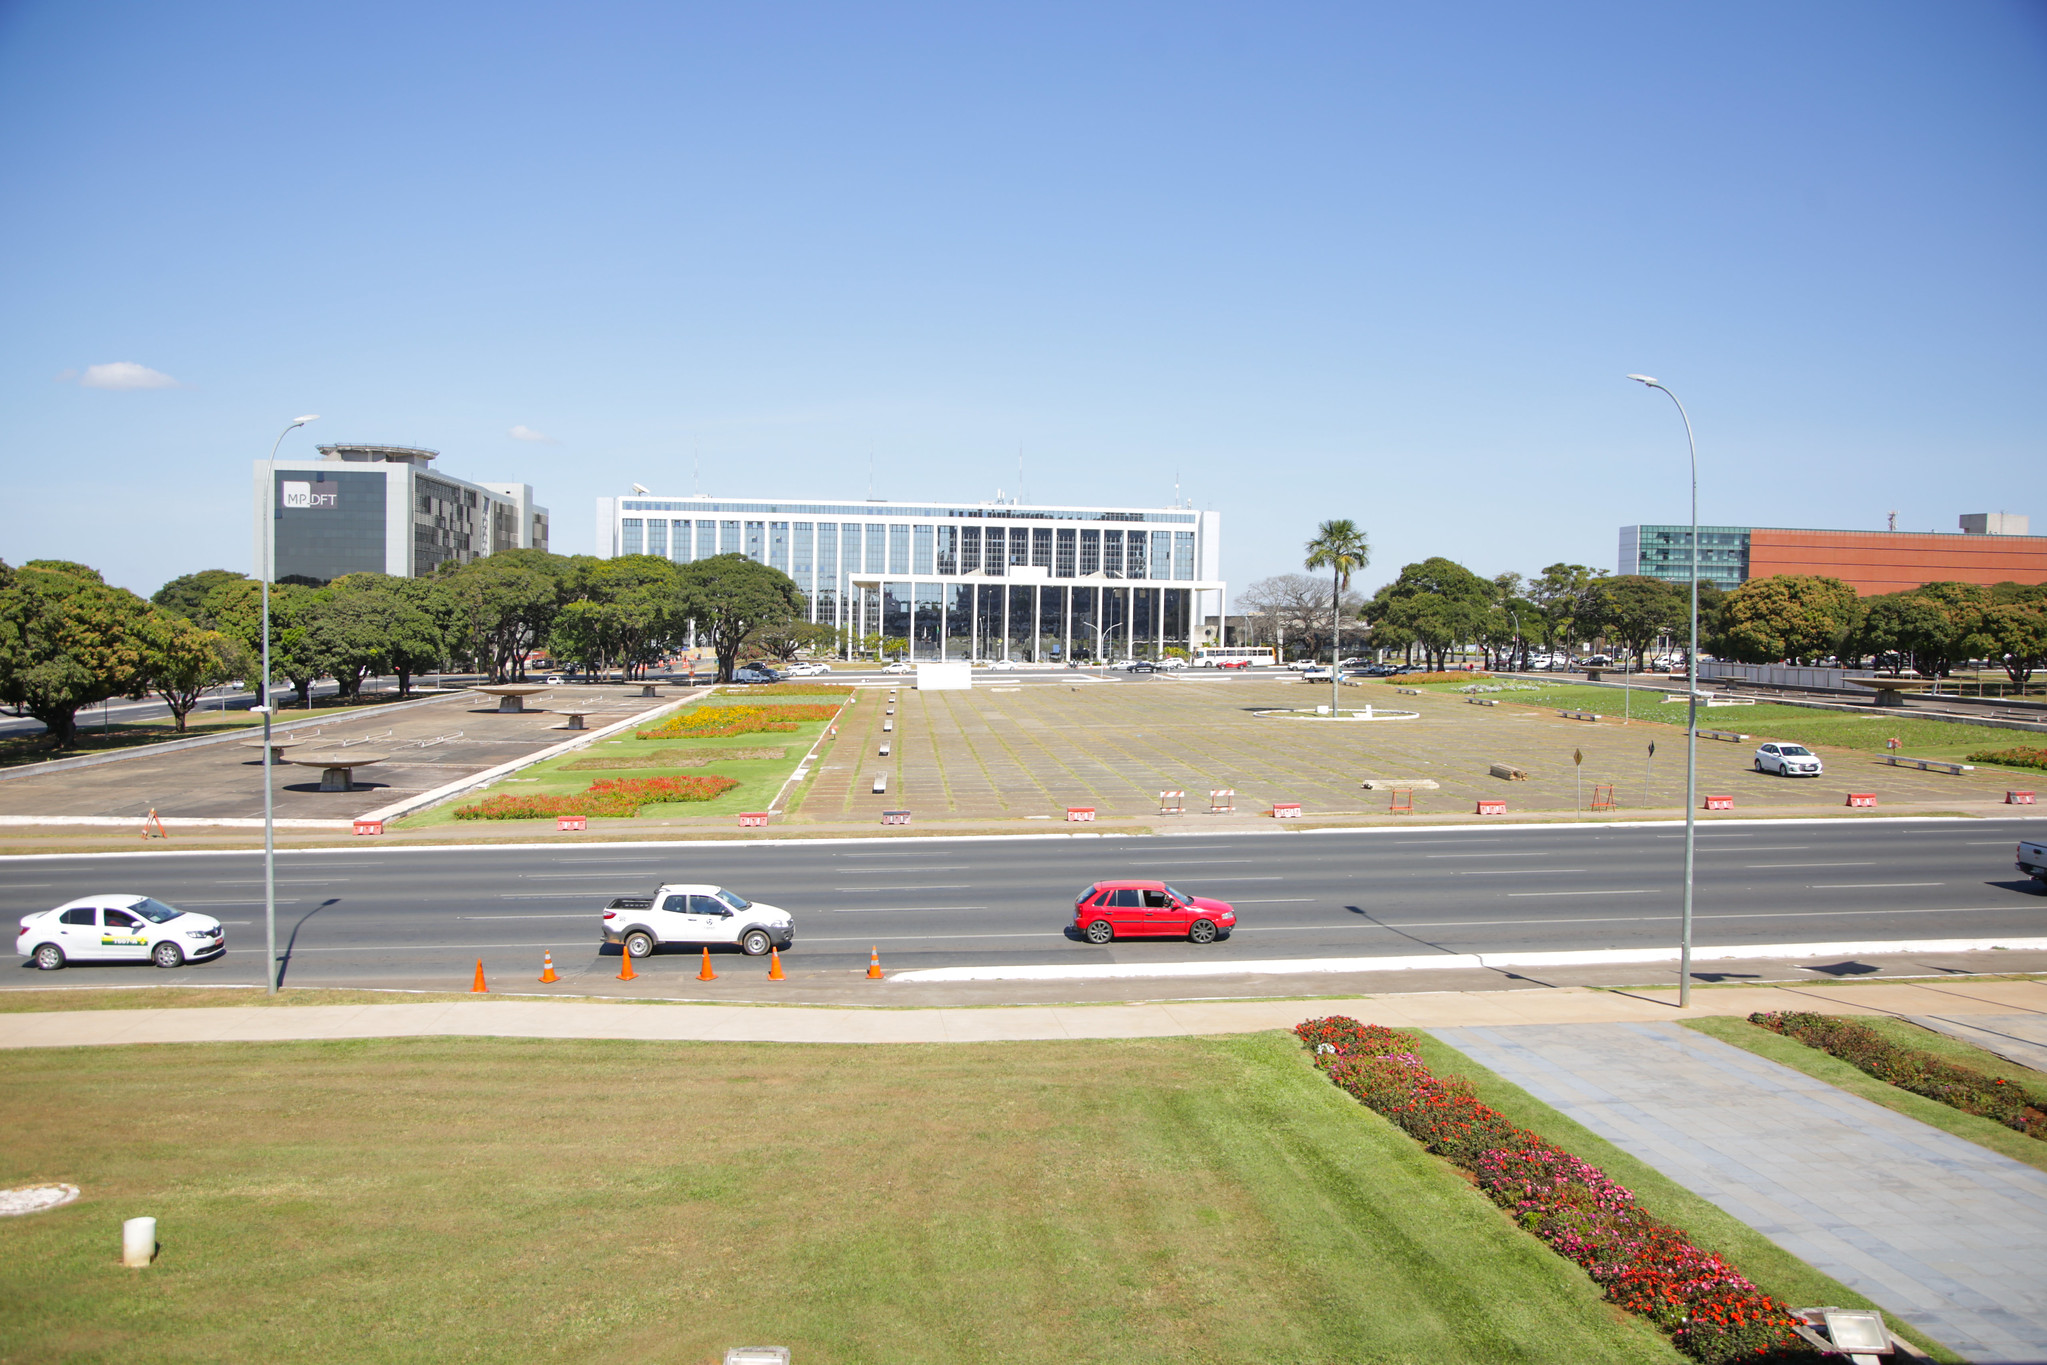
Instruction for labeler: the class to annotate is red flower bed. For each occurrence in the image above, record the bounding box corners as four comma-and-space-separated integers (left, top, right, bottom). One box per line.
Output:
1296, 1017, 1808, 1363
455, 775, 740, 820
1750, 1011, 2047, 1138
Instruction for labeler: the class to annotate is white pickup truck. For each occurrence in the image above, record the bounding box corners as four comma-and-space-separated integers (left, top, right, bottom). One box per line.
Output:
2018, 840, 2047, 886
601, 884, 796, 959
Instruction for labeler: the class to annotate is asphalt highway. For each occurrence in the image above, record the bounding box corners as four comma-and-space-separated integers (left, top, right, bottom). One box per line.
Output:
6, 818, 2043, 991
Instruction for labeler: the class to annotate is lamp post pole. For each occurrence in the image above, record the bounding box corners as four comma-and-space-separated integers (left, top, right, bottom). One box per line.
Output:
260, 415, 318, 994
1627, 375, 1698, 1006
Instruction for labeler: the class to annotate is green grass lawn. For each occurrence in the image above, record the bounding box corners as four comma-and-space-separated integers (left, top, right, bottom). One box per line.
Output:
0, 1031, 1692, 1365
1683, 1016, 2047, 1177
402, 697, 847, 828
1409, 679, 2040, 767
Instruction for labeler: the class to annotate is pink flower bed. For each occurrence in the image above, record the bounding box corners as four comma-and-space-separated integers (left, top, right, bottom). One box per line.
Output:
1296, 1017, 1809, 1363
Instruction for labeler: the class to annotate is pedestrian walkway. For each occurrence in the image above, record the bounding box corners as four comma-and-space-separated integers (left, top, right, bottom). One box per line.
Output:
1908, 1012, 2047, 1073
1432, 1021, 2047, 1364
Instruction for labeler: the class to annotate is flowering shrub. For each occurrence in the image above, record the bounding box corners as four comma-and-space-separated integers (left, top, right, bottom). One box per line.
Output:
1385, 671, 1493, 685
455, 774, 740, 820
1750, 1011, 2047, 1138
1965, 744, 2047, 772
717, 683, 856, 697
1294, 1016, 1807, 1363
637, 703, 841, 740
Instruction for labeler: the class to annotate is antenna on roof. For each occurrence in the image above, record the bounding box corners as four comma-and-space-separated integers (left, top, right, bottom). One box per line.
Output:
630, 483, 649, 495
1887, 510, 1897, 532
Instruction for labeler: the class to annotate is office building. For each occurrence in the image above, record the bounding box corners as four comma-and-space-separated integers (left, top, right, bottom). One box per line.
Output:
1619, 515, 2046, 595
595, 493, 1223, 660
253, 444, 549, 586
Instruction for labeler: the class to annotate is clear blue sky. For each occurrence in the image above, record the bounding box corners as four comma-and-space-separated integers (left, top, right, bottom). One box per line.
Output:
2, 1, 2042, 602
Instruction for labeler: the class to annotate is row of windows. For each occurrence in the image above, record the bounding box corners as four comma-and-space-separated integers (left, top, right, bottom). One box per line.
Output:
619, 519, 1200, 582
619, 500, 1196, 524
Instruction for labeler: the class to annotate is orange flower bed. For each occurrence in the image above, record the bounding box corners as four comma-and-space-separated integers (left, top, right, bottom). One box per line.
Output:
455, 775, 740, 820
637, 703, 841, 740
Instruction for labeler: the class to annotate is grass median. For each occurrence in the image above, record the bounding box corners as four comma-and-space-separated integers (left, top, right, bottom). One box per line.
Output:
0, 1030, 1687, 1364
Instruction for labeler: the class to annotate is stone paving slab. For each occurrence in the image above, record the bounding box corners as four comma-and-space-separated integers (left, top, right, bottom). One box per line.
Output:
1431, 1020, 2047, 1363
1906, 1012, 2047, 1073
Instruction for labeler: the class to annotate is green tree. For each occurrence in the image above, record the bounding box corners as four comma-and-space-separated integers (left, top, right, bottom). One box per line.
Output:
750, 618, 838, 663
1976, 600, 2047, 684
1714, 574, 1861, 665
440, 550, 573, 681
1585, 575, 1689, 670
676, 554, 805, 682
0, 560, 155, 747
1367, 558, 1493, 671
151, 569, 244, 625
1527, 563, 1605, 659
138, 611, 242, 731
201, 577, 324, 707
1303, 519, 1371, 667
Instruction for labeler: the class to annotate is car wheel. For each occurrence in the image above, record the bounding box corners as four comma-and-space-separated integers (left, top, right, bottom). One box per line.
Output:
740, 928, 772, 957
1084, 919, 1114, 945
1188, 920, 1218, 945
623, 930, 657, 959
32, 943, 64, 971
152, 941, 185, 969
1754, 759, 1765, 772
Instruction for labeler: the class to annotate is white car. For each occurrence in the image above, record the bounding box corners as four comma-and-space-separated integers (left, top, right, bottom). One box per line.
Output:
785, 661, 834, 677
989, 659, 1019, 671
882, 660, 914, 674
1159, 657, 1188, 670
601, 884, 795, 958
1755, 742, 1823, 777
18, 895, 225, 971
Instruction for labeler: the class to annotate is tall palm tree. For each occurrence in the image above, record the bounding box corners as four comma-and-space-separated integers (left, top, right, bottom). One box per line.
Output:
1304, 519, 1371, 715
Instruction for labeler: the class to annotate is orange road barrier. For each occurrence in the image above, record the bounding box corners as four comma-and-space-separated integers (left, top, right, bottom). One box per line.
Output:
142, 808, 168, 840
867, 946, 884, 980
698, 947, 717, 981
539, 952, 559, 983
617, 941, 637, 981
768, 948, 786, 981
471, 959, 488, 993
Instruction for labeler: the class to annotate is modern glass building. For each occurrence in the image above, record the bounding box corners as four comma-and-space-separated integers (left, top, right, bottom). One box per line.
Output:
1618, 525, 1752, 590
252, 445, 549, 586
1621, 517, 2047, 594
596, 494, 1224, 661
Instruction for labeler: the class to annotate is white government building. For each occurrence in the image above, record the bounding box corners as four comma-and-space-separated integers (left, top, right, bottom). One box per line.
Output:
595, 494, 1223, 661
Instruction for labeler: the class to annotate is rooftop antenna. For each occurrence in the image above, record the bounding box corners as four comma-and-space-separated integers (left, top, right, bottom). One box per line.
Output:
1887, 510, 1896, 532
630, 483, 649, 495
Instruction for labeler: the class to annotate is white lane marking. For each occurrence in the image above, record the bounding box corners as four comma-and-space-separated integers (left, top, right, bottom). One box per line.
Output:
892, 935, 2047, 982
835, 865, 972, 872
1427, 852, 1549, 858
830, 884, 972, 892
829, 906, 991, 914
1118, 859, 1256, 866
1806, 882, 1945, 889
504, 893, 619, 900
802, 932, 1060, 942
1706, 846, 1811, 851
1456, 869, 1587, 876
458, 914, 596, 920
1183, 876, 1285, 883
521, 872, 663, 880
1394, 838, 1504, 843
1506, 889, 1660, 897
1233, 898, 1315, 903
1744, 862, 1875, 868
167, 899, 304, 906
1968, 841, 2024, 845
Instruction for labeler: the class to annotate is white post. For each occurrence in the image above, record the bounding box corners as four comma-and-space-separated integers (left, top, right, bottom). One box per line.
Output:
122, 1216, 156, 1268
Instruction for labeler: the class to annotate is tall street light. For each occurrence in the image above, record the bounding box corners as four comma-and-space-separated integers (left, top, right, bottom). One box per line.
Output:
1626, 375, 1698, 1006
259, 415, 319, 994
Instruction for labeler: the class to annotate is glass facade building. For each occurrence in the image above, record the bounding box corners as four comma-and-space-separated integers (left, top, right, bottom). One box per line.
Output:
597, 494, 1224, 661
254, 444, 549, 586
1618, 525, 1752, 590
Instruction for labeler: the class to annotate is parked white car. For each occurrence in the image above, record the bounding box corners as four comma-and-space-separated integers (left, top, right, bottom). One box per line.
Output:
18, 895, 225, 971
785, 661, 834, 677
1754, 742, 1823, 777
602, 885, 795, 958
882, 660, 914, 674
989, 659, 1019, 671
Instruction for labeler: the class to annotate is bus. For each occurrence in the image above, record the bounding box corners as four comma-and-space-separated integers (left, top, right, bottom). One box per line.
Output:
1193, 646, 1279, 668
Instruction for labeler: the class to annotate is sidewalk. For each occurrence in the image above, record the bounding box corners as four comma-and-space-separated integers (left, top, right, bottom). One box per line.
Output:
2, 978, 2041, 1050
1436, 1020, 2047, 1363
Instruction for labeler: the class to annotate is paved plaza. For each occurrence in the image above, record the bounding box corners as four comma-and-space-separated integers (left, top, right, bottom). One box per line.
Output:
1434, 1020, 2047, 1364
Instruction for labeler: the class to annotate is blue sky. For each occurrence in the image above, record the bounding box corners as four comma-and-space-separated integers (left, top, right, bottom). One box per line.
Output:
2, 1, 2042, 602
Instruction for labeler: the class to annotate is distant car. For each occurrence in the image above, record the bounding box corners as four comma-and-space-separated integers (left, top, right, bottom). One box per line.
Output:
1754, 742, 1823, 777
785, 661, 834, 677
1159, 657, 1188, 670
602, 884, 795, 958
2017, 839, 2047, 885
1073, 881, 1236, 945
18, 895, 225, 971
1216, 658, 1252, 670
731, 665, 782, 684
1124, 660, 1159, 673
989, 659, 1019, 671
1285, 659, 1318, 671
882, 660, 914, 674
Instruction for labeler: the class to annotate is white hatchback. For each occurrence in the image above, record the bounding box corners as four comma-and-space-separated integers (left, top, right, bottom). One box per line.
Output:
18, 895, 225, 971
1755, 742, 1823, 777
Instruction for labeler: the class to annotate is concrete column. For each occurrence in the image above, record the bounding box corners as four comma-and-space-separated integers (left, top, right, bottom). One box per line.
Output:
1156, 588, 1165, 660
1063, 585, 1072, 663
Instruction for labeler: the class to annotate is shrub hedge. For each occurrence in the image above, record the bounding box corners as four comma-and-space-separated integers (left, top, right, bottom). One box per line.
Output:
1296, 1017, 1807, 1364
717, 683, 857, 697
1964, 745, 2047, 773
1749, 1011, 2047, 1138
454, 775, 740, 820
637, 703, 841, 740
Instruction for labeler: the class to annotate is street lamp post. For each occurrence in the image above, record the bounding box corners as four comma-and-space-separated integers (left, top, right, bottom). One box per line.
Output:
1627, 375, 1698, 1007
259, 415, 319, 994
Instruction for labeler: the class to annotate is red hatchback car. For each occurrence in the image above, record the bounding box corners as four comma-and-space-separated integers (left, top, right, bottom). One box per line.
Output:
1074, 881, 1237, 944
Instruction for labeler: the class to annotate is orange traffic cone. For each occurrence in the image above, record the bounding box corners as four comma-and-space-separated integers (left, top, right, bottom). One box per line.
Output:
698, 947, 717, 981
867, 946, 883, 980
539, 952, 559, 983
617, 941, 637, 981
471, 959, 488, 993
767, 948, 786, 981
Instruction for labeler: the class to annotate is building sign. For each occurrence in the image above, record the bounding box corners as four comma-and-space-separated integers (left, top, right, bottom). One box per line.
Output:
281, 481, 339, 509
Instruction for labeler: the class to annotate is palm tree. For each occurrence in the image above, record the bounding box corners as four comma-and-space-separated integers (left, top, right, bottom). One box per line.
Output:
1304, 519, 1371, 715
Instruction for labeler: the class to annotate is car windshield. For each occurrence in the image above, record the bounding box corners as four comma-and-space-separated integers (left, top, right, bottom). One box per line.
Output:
1778, 745, 1812, 756
132, 898, 185, 924
715, 889, 752, 912
1164, 885, 1191, 904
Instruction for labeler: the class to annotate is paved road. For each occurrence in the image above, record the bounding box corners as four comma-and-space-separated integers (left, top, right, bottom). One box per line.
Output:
5, 817, 2042, 991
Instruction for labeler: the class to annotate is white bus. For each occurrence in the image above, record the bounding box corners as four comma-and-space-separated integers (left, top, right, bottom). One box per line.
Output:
1193, 646, 1279, 668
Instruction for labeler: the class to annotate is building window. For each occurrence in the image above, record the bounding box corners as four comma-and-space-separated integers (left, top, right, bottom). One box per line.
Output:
913, 524, 934, 575
1152, 531, 1171, 581
866, 524, 887, 575
936, 525, 958, 575
1009, 527, 1031, 568
1032, 527, 1053, 569
960, 525, 980, 575
1103, 529, 1123, 578
1126, 531, 1148, 579
768, 521, 789, 572
622, 519, 644, 556
645, 519, 667, 559
1079, 528, 1100, 576
721, 520, 742, 555
792, 522, 813, 586
666, 519, 689, 562
1174, 531, 1194, 580
746, 521, 765, 563
888, 524, 910, 575
1056, 528, 1076, 577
